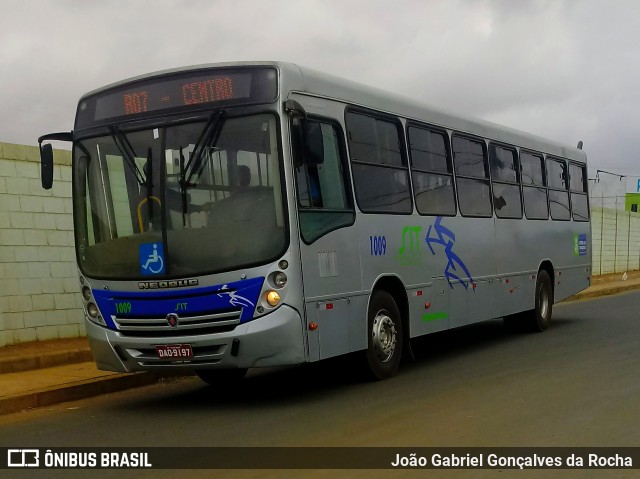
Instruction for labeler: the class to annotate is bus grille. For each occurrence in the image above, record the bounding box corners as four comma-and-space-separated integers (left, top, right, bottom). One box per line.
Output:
111, 309, 241, 337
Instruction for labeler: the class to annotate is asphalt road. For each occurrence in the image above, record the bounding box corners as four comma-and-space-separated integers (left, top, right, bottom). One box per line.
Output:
1, 291, 639, 479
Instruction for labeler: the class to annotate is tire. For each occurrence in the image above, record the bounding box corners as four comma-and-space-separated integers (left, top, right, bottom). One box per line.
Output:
527, 270, 553, 332
196, 368, 247, 385
363, 290, 403, 380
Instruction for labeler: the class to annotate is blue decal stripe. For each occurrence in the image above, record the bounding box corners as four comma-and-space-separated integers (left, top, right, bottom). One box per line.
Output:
92, 277, 265, 329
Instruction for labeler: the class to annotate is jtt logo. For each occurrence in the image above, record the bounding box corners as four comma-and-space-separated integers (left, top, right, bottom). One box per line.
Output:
7, 449, 40, 467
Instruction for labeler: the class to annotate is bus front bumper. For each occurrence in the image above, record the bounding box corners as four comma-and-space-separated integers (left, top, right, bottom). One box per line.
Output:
85, 305, 306, 373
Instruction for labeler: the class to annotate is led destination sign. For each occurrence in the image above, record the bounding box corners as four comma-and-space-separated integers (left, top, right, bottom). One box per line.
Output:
122, 77, 236, 115
100, 73, 250, 118
77, 67, 277, 128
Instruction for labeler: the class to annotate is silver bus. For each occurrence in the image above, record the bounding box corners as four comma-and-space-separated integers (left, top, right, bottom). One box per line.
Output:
39, 61, 591, 382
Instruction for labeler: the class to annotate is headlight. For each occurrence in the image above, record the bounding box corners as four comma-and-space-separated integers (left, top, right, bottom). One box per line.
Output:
81, 286, 92, 301
87, 302, 99, 318
273, 272, 287, 288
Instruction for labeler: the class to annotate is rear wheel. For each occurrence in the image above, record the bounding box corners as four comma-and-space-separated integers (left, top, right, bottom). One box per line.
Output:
196, 368, 247, 385
503, 270, 553, 332
527, 270, 553, 332
363, 290, 403, 380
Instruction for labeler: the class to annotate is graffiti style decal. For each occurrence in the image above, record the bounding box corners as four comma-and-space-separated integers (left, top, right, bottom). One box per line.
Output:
218, 285, 256, 309
425, 217, 474, 289
396, 226, 422, 266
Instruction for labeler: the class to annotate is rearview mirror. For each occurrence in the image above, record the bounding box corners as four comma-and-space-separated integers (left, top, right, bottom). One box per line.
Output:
40, 143, 54, 190
304, 122, 325, 166
37, 131, 73, 189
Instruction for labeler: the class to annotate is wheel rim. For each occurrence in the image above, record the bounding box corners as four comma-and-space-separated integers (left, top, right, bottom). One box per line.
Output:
539, 284, 550, 319
372, 310, 397, 363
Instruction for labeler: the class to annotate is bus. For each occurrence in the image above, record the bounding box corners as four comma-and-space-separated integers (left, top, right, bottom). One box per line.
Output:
38, 61, 591, 382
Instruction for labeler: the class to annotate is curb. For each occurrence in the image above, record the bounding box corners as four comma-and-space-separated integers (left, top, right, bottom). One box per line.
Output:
565, 282, 640, 302
0, 372, 158, 416
0, 350, 93, 375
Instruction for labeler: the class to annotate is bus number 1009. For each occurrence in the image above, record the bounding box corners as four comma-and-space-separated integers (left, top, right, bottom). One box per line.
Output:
369, 235, 387, 256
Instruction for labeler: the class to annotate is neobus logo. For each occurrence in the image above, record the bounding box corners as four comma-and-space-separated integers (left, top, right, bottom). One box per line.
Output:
138, 278, 199, 289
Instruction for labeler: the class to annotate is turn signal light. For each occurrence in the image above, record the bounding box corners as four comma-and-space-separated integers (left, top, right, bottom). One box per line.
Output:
266, 290, 281, 307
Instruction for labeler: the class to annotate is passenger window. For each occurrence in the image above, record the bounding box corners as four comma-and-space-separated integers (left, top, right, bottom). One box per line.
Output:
547, 158, 568, 189
523, 187, 549, 219
452, 135, 488, 178
521, 151, 546, 186
569, 163, 587, 193
521, 151, 548, 219
292, 118, 355, 243
452, 135, 492, 217
547, 158, 570, 220
570, 163, 589, 221
346, 113, 402, 166
489, 144, 521, 219
571, 193, 589, 222
489, 144, 518, 183
408, 127, 449, 173
346, 111, 411, 213
408, 126, 456, 216
549, 189, 571, 220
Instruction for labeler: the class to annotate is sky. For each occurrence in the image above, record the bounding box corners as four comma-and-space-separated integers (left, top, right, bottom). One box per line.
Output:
2, 0, 640, 188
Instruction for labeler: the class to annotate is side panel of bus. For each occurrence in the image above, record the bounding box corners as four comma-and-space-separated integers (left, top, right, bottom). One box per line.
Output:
288, 91, 591, 362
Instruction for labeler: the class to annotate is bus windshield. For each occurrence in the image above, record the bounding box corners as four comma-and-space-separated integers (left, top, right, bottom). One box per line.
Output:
73, 113, 286, 279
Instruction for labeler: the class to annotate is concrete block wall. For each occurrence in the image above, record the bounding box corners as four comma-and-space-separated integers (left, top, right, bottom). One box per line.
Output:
591, 206, 640, 275
1, 139, 639, 346
0, 142, 84, 347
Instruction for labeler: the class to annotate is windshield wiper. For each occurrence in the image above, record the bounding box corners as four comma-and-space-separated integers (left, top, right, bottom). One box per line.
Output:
182, 110, 225, 187
109, 125, 146, 187
179, 146, 188, 226
176, 110, 225, 226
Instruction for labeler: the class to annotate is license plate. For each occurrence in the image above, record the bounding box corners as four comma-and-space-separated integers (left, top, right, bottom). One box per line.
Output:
155, 344, 193, 359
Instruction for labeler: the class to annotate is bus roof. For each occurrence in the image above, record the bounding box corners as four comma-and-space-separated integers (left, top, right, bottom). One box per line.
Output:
81, 60, 587, 163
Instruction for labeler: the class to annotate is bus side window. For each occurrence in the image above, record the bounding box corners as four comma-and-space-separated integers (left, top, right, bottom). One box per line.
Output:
489, 144, 522, 219
407, 125, 456, 216
452, 135, 492, 217
345, 111, 411, 213
521, 151, 549, 220
293, 118, 355, 243
569, 162, 589, 222
547, 158, 571, 220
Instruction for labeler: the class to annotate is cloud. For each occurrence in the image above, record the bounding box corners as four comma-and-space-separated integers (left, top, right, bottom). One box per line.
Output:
1, 0, 639, 177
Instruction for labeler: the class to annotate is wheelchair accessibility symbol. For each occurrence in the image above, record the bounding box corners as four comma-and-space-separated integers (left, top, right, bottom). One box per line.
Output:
140, 242, 165, 275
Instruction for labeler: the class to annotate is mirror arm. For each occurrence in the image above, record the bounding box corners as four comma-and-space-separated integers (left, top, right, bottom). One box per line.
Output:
284, 99, 307, 120
38, 132, 73, 145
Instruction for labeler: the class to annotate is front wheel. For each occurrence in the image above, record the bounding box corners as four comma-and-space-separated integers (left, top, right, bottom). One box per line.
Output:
362, 290, 403, 380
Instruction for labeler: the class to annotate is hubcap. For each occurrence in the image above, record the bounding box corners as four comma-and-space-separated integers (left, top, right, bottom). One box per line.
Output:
372, 310, 397, 363
539, 285, 549, 319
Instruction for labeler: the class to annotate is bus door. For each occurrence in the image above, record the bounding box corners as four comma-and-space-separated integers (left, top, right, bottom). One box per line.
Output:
289, 98, 361, 361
